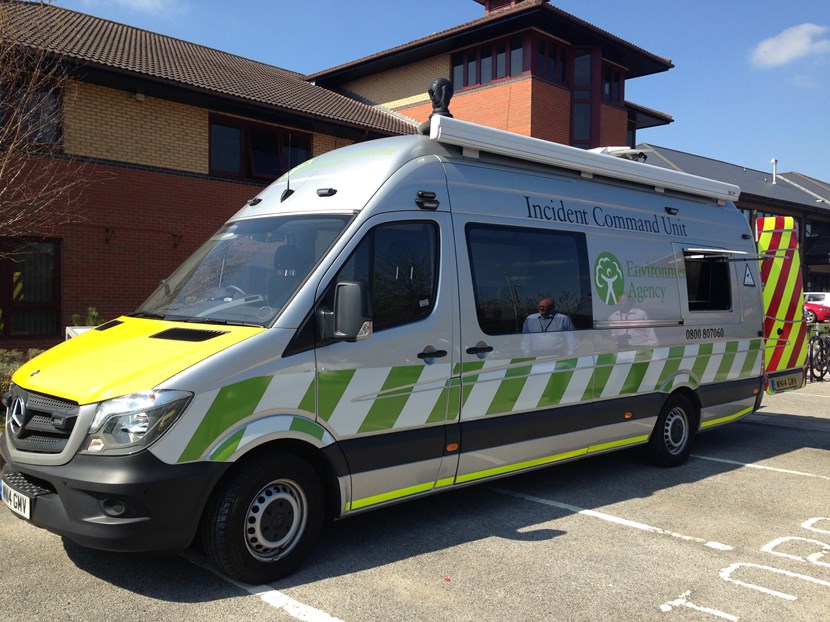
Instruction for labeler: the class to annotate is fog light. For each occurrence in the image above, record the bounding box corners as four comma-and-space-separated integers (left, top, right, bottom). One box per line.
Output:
102, 498, 127, 517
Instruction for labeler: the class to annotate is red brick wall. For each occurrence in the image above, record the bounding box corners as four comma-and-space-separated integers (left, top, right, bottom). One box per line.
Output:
599, 103, 628, 147
402, 78, 534, 135
2, 159, 258, 350
530, 80, 571, 144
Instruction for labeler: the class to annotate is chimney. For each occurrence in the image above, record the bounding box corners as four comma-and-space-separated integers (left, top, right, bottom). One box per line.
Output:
475, 0, 547, 15
770, 158, 778, 185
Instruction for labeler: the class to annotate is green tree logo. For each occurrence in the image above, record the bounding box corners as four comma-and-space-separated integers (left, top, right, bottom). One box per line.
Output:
594, 252, 625, 304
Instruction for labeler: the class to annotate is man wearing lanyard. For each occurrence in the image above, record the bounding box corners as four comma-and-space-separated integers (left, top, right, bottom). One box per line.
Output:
521, 296, 575, 356
522, 297, 574, 334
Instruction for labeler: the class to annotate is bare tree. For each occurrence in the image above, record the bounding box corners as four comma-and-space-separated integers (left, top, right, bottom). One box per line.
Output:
0, 1, 90, 254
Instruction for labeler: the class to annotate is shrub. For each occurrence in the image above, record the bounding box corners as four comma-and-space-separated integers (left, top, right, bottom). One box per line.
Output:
0, 349, 44, 428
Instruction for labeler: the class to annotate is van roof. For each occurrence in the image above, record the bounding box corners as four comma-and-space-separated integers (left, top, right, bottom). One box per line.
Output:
429, 116, 741, 204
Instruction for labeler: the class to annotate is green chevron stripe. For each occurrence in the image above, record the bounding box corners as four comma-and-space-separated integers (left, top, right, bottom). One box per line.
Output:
538, 357, 578, 407
359, 365, 425, 432
715, 341, 740, 382
486, 359, 534, 415
179, 375, 271, 462
317, 369, 356, 422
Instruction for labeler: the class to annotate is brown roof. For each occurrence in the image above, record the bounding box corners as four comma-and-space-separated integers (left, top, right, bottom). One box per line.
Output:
1, 0, 416, 135
309, 0, 673, 83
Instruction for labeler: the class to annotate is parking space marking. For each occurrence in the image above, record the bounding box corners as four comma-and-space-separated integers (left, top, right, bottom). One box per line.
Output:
488, 486, 734, 550
691, 454, 830, 481
182, 551, 343, 622
660, 591, 738, 621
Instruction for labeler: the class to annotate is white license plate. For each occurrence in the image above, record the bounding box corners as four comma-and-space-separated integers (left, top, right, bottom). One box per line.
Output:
1, 478, 32, 520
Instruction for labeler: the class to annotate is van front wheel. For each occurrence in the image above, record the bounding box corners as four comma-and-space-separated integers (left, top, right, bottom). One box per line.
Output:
646, 394, 695, 467
202, 452, 324, 583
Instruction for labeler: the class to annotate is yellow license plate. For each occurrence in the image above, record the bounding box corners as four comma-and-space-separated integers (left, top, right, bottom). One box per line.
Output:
771, 374, 801, 392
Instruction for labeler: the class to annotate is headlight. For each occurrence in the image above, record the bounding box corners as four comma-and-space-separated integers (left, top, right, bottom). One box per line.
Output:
81, 390, 192, 456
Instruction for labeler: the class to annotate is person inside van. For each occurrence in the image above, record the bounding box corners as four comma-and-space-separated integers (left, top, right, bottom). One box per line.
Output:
609, 295, 657, 347
521, 297, 575, 356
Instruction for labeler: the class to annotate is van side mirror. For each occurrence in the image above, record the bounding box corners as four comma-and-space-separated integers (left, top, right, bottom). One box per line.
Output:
333, 281, 372, 341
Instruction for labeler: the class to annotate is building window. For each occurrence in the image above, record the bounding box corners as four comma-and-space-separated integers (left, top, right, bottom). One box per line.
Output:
0, 81, 62, 149
451, 35, 529, 89
0, 239, 61, 338
466, 223, 592, 335
209, 115, 310, 181
602, 64, 623, 102
535, 38, 568, 84
571, 49, 595, 149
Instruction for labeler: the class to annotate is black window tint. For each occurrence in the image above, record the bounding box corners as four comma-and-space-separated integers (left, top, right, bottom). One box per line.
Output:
684, 252, 732, 311
250, 126, 280, 178
466, 224, 592, 335
325, 221, 438, 333
210, 123, 241, 173
0, 239, 60, 337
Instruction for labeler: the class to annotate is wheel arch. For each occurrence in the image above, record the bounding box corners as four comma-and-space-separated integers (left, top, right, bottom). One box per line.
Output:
203, 438, 343, 525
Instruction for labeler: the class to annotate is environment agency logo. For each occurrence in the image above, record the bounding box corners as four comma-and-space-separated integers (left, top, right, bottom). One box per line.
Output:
594, 252, 625, 304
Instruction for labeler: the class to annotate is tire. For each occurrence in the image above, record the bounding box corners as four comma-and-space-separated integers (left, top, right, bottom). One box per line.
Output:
804, 309, 817, 324
201, 452, 324, 583
646, 394, 696, 467
809, 337, 827, 381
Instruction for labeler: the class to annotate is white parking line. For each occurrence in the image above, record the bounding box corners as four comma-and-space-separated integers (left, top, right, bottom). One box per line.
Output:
182, 551, 344, 622
692, 454, 830, 481
488, 486, 734, 550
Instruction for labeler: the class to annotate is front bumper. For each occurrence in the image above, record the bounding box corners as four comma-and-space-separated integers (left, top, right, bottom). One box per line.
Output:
0, 432, 229, 552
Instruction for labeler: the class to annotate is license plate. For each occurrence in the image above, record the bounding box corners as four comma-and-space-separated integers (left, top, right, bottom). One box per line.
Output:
1, 478, 32, 520
771, 373, 801, 392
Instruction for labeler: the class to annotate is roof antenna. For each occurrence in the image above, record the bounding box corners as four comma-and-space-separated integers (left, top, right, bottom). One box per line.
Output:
419, 77, 454, 134
281, 134, 295, 202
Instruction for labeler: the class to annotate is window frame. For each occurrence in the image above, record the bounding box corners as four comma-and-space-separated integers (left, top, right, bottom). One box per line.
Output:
682, 249, 734, 312
451, 34, 530, 90
465, 222, 593, 336
315, 219, 440, 346
0, 237, 62, 339
208, 114, 311, 181
0, 78, 64, 152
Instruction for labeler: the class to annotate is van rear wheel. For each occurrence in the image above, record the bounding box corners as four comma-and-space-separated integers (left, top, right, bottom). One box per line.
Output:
646, 394, 695, 467
201, 452, 324, 583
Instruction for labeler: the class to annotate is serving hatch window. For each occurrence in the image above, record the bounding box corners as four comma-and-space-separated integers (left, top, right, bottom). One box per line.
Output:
683, 249, 733, 312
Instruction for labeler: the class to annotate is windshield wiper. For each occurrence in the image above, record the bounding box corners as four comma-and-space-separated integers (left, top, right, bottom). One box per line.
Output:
187, 316, 263, 328
128, 311, 166, 319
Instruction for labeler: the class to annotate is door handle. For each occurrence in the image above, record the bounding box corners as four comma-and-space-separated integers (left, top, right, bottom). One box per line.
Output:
417, 345, 448, 360
465, 341, 494, 356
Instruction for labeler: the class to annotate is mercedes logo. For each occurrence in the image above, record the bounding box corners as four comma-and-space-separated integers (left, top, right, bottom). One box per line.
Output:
8, 397, 26, 437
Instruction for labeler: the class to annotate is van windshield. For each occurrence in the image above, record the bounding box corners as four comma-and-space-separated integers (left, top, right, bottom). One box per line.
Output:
135, 214, 352, 326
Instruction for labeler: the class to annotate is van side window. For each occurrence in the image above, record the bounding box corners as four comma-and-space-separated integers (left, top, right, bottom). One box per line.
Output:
466, 223, 592, 335
683, 251, 732, 311
326, 221, 438, 332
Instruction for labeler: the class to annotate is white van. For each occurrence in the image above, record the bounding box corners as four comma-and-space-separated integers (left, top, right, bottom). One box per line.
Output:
1, 106, 804, 582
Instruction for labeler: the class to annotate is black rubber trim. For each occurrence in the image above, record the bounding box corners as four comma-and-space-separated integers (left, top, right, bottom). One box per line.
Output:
0, 434, 229, 553
696, 376, 762, 408
336, 392, 663, 475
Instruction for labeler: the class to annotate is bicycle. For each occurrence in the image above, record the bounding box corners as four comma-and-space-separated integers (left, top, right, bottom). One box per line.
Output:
807, 322, 830, 381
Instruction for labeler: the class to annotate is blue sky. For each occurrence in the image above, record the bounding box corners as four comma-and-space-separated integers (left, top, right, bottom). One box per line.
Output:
55, 0, 830, 182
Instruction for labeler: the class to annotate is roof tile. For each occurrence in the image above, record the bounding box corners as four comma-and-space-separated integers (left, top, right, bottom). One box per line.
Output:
2, 0, 415, 135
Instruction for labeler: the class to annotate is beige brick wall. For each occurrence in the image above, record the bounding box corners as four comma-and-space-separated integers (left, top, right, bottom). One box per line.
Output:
63, 81, 209, 173
63, 81, 353, 173
341, 54, 451, 109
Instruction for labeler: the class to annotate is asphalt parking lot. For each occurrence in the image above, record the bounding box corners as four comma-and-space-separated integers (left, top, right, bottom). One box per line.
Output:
2, 381, 828, 622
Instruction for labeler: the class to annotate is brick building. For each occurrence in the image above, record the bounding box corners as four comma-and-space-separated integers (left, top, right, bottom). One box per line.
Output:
310, 0, 674, 148
2, 0, 828, 350
0, 0, 413, 349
